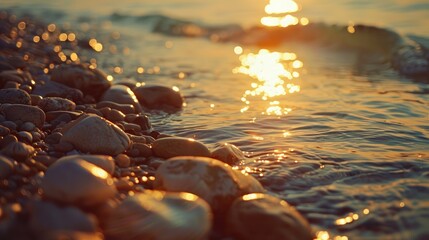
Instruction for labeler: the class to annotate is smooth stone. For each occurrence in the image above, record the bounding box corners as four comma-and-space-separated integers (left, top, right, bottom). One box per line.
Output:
96, 101, 135, 114
133, 85, 184, 110
131, 143, 152, 158
152, 137, 211, 159
19, 121, 36, 132
101, 85, 142, 113
125, 114, 152, 132
115, 154, 130, 168
33, 79, 84, 102
0, 125, 10, 136
3, 81, 19, 89
0, 104, 45, 128
0, 156, 14, 179
16, 131, 33, 144
0, 88, 31, 105
58, 155, 115, 175
38, 97, 76, 112
104, 190, 212, 240
29, 201, 98, 238
60, 114, 130, 155
41, 159, 117, 206
211, 143, 246, 165
226, 193, 314, 240
30, 94, 43, 106
154, 156, 265, 214
1, 120, 17, 130
1, 142, 35, 161
45, 110, 82, 122
50, 63, 111, 100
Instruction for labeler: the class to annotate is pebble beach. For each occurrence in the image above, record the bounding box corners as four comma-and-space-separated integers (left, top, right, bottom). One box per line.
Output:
0, 11, 315, 240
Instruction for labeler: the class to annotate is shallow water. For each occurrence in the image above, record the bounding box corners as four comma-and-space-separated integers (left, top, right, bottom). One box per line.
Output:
3, 0, 429, 239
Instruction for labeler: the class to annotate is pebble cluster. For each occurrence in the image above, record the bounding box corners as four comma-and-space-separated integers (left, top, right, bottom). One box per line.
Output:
0, 11, 314, 240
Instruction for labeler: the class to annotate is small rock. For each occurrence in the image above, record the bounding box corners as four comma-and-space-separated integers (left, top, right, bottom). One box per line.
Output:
101, 85, 142, 113
16, 131, 33, 144
133, 85, 184, 110
226, 193, 314, 240
131, 143, 152, 158
152, 137, 211, 159
0, 125, 10, 136
32, 79, 84, 103
41, 159, 117, 206
51, 63, 111, 100
57, 155, 116, 175
0, 104, 45, 128
38, 97, 76, 112
100, 108, 125, 122
30, 94, 43, 106
154, 156, 265, 214
45, 110, 82, 122
211, 143, 245, 165
115, 154, 130, 168
104, 190, 212, 240
1, 142, 35, 161
0, 134, 18, 148
19, 121, 36, 132
53, 141, 75, 152
0, 156, 14, 179
96, 101, 135, 114
45, 132, 63, 144
29, 201, 98, 238
0, 88, 31, 105
1, 120, 17, 131
60, 114, 130, 155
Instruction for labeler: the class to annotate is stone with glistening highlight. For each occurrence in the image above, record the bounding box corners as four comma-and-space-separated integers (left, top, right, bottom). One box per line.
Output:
60, 114, 130, 155
152, 137, 211, 159
41, 159, 117, 206
154, 156, 265, 214
226, 193, 314, 240
104, 190, 212, 240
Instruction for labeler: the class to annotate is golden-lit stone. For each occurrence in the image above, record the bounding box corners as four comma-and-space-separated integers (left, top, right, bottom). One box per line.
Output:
101, 85, 142, 113
41, 159, 117, 206
227, 193, 314, 240
57, 155, 116, 175
211, 143, 245, 165
152, 137, 211, 159
154, 156, 265, 214
60, 114, 130, 155
104, 190, 212, 240
133, 85, 184, 110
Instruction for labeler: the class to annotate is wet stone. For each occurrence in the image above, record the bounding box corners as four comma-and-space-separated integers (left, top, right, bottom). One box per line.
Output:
38, 97, 76, 112
152, 137, 211, 159
0, 88, 31, 105
226, 193, 314, 240
101, 85, 142, 113
133, 85, 184, 110
0, 104, 45, 128
115, 154, 130, 168
57, 155, 116, 175
32, 79, 84, 103
96, 101, 135, 115
154, 156, 265, 214
211, 143, 246, 165
51, 63, 111, 100
104, 190, 212, 240
16, 131, 33, 144
60, 114, 130, 156
41, 159, 117, 206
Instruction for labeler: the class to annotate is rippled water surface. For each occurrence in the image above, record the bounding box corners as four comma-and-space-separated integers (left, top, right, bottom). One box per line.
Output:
4, 0, 429, 239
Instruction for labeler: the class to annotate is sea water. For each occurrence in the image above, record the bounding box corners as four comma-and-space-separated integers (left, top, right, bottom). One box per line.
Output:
3, 0, 429, 239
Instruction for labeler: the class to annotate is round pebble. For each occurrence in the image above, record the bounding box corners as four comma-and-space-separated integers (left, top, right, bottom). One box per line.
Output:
1, 142, 35, 161
0, 156, 14, 179
152, 137, 211, 159
37, 97, 76, 112
133, 85, 184, 110
57, 155, 116, 175
154, 156, 265, 214
226, 193, 314, 240
41, 159, 117, 206
101, 85, 142, 113
61, 114, 130, 155
211, 143, 245, 165
0, 104, 45, 128
104, 190, 212, 240
0, 88, 31, 105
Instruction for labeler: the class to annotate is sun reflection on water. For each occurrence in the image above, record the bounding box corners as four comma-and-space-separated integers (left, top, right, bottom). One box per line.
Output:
233, 48, 302, 116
